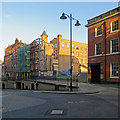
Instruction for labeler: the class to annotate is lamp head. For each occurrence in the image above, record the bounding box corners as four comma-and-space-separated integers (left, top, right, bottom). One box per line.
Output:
60, 13, 67, 20
75, 20, 81, 26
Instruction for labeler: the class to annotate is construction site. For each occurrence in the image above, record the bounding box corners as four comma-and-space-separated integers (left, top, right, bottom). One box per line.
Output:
2, 30, 88, 90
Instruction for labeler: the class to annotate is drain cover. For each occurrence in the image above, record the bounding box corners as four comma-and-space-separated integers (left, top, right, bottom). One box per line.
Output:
51, 110, 64, 115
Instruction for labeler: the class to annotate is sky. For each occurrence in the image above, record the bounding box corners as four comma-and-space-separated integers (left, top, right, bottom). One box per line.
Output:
0, 1, 119, 61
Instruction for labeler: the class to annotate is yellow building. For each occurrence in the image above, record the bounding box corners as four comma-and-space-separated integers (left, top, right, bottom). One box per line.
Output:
39, 30, 53, 71
50, 34, 88, 75
38, 31, 88, 76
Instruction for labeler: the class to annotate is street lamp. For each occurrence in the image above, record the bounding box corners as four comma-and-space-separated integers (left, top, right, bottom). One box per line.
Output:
60, 12, 81, 91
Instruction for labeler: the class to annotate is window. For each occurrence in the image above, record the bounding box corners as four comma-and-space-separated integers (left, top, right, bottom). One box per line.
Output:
54, 44, 55, 48
62, 43, 64, 47
85, 61, 86, 64
81, 47, 83, 50
76, 52, 79, 57
56, 43, 57, 48
81, 59, 83, 64
85, 54, 86, 57
96, 43, 102, 55
111, 39, 119, 53
72, 52, 74, 56
81, 53, 83, 57
95, 26, 102, 37
85, 48, 87, 51
67, 43, 69, 48
111, 20, 119, 32
72, 44, 74, 47
76, 46, 79, 49
110, 63, 119, 77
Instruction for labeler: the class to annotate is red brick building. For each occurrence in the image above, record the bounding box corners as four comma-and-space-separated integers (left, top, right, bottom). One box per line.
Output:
4, 38, 26, 80
86, 6, 120, 83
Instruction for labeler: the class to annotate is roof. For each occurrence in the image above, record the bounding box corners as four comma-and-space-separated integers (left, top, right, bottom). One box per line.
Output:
41, 30, 48, 36
85, 6, 120, 27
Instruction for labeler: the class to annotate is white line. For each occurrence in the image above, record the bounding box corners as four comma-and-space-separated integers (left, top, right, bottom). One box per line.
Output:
0, 94, 13, 98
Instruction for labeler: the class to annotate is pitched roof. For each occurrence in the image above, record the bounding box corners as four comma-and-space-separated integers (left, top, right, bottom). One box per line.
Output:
41, 30, 48, 36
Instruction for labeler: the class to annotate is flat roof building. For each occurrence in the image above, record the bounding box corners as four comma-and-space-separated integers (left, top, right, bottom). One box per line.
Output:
86, 6, 120, 83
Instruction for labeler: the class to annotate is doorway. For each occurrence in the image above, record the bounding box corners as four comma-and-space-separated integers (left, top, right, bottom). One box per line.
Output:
90, 63, 100, 83
16, 82, 21, 89
2, 83, 5, 89
31, 83, 34, 90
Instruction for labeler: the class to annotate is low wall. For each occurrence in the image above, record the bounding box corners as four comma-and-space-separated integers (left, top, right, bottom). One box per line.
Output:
2, 81, 16, 89
1, 80, 78, 91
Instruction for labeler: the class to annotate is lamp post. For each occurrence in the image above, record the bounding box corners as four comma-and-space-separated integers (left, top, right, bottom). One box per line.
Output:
60, 12, 81, 91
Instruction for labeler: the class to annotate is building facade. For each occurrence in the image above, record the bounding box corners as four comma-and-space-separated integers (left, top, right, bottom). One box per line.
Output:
30, 31, 53, 78
0, 60, 3, 80
17, 45, 30, 79
1, 62, 5, 80
4, 31, 88, 80
4, 38, 26, 80
50, 34, 88, 75
86, 6, 120, 83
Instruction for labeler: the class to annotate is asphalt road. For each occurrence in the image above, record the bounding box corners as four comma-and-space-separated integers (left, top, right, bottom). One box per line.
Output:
1, 84, 120, 118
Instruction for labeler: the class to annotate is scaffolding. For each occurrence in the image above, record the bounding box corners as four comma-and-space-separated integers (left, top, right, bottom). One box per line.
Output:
17, 45, 30, 79
30, 37, 51, 78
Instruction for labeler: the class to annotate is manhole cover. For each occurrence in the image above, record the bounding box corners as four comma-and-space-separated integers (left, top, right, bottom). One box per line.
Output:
51, 110, 64, 115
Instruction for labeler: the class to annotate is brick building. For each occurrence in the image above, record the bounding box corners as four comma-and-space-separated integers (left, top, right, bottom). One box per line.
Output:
4, 31, 88, 79
86, 6, 120, 83
4, 38, 26, 80
30, 31, 53, 78
0, 60, 3, 80
50, 34, 88, 75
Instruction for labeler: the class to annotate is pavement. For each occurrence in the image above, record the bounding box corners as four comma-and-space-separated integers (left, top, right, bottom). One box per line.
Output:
34, 82, 119, 94
2, 82, 119, 118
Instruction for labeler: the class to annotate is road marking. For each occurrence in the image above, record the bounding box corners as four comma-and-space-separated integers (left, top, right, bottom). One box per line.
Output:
51, 110, 64, 115
79, 101, 85, 103
0, 94, 13, 98
67, 101, 86, 104
68, 101, 73, 104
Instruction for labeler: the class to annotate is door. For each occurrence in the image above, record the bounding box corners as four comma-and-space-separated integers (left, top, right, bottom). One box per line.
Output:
91, 64, 100, 83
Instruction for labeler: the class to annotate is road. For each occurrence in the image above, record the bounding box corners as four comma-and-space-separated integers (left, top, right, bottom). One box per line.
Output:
1, 84, 120, 118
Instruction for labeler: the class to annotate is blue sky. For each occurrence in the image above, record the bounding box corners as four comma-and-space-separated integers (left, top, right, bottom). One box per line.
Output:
1, 2, 118, 61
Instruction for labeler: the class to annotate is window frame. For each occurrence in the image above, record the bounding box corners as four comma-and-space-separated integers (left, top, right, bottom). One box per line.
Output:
76, 52, 79, 57
56, 43, 58, 48
111, 20, 119, 33
62, 42, 64, 47
95, 25, 102, 37
81, 59, 83, 64
110, 63, 119, 78
95, 43, 102, 56
110, 38, 119, 53
81, 53, 83, 57
67, 43, 69, 48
